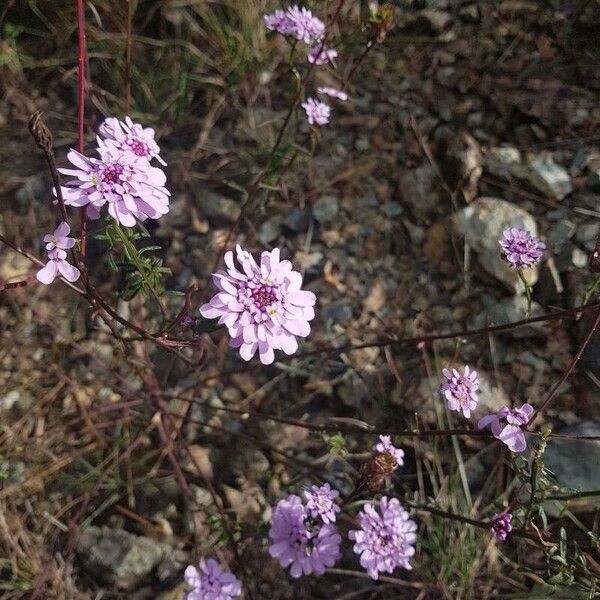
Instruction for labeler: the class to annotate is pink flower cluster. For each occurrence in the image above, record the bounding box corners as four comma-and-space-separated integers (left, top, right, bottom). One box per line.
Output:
490, 512, 513, 541
373, 435, 405, 468
263, 5, 348, 127
200, 246, 316, 365
349, 497, 417, 580
440, 365, 480, 418
36, 222, 80, 285
499, 228, 545, 269
59, 117, 169, 227
269, 493, 342, 578
478, 403, 533, 453
184, 557, 241, 600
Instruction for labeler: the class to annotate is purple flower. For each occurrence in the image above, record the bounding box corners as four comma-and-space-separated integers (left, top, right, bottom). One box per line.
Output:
98, 116, 167, 165
264, 9, 295, 35
184, 557, 241, 600
373, 435, 404, 468
307, 44, 338, 65
58, 149, 170, 227
301, 98, 330, 126
36, 248, 80, 285
490, 513, 512, 541
349, 497, 417, 580
44, 222, 76, 252
199, 246, 316, 365
304, 483, 340, 524
478, 403, 534, 453
268, 494, 341, 578
317, 86, 348, 101
440, 365, 480, 419
286, 5, 325, 43
499, 228, 545, 268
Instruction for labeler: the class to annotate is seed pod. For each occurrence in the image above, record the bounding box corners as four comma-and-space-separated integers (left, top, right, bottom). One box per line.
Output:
28, 111, 54, 154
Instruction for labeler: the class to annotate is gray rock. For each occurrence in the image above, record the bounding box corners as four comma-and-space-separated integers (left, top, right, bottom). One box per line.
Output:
525, 153, 573, 200
399, 9, 454, 35
398, 163, 440, 221
548, 220, 576, 249
76, 526, 173, 590
571, 247, 588, 268
485, 148, 573, 201
282, 208, 310, 232
542, 421, 600, 513
484, 146, 522, 180
452, 197, 541, 293
15, 173, 51, 210
0, 390, 33, 415
201, 192, 241, 222
322, 299, 353, 323
313, 195, 339, 225
576, 222, 600, 251
381, 202, 403, 218
472, 296, 545, 338
403, 219, 425, 245
259, 215, 283, 244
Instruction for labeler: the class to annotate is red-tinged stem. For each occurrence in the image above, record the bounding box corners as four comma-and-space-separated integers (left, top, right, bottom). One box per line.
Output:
76, 0, 88, 260
125, 0, 132, 115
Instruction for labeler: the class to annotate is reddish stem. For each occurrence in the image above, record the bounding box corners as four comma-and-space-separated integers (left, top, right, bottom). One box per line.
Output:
125, 0, 132, 115
76, 0, 88, 260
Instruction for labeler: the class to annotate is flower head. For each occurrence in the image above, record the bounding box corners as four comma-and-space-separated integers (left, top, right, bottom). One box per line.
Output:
478, 403, 533, 453
499, 228, 545, 268
307, 44, 338, 65
349, 497, 417, 580
98, 116, 166, 165
44, 222, 76, 252
304, 483, 340, 524
490, 513, 512, 541
269, 494, 341, 578
440, 366, 480, 419
286, 5, 325, 43
36, 247, 80, 285
302, 98, 330, 126
58, 149, 170, 227
199, 246, 316, 365
184, 558, 241, 600
373, 435, 404, 468
264, 9, 296, 35
317, 86, 348, 101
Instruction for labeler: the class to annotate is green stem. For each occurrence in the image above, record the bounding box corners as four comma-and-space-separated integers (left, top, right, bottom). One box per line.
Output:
112, 223, 167, 319
582, 275, 600, 307
517, 268, 532, 316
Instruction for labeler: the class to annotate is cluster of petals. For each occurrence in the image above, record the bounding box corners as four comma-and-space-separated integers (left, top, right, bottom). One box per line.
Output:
302, 98, 331, 126
184, 557, 241, 600
490, 512, 513, 541
304, 483, 340, 524
499, 228, 545, 268
440, 365, 480, 418
478, 403, 534, 453
264, 5, 324, 43
372, 435, 404, 468
307, 44, 338, 65
59, 117, 169, 227
317, 86, 348, 101
200, 246, 316, 365
98, 116, 167, 166
348, 496, 417, 580
36, 222, 80, 285
269, 494, 342, 578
